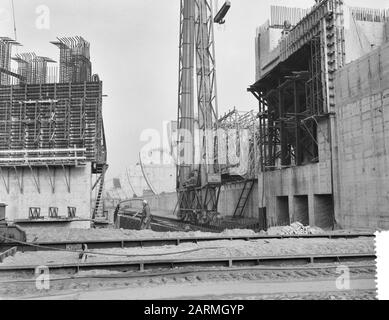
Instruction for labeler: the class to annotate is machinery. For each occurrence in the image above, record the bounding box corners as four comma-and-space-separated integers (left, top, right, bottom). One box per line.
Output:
0, 204, 26, 244
176, 0, 231, 224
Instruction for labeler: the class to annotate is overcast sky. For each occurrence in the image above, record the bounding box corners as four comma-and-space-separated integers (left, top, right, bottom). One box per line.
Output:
0, 0, 388, 178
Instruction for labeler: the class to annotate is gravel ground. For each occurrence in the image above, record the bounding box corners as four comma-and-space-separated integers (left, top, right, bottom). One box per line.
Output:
21, 226, 376, 243
0, 237, 375, 267
23, 227, 258, 242
0, 264, 377, 299
197, 290, 377, 300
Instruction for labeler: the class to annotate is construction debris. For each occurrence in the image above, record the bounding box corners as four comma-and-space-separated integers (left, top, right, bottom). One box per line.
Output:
266, 222, 324, 236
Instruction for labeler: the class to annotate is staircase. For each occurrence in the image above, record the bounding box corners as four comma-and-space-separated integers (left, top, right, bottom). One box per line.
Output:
233, 179, 255, 218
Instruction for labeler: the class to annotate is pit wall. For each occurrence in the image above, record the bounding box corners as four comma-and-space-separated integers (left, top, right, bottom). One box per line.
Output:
218, 181, 259, 219
334, 41, 389, 229
257, 119, 334, 229
0, 165, 92, 228
142, 181, 259, 219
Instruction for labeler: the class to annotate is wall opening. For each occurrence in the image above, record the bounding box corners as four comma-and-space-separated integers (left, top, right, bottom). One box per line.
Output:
314, 194, 334, 229
293, 195, 309, 225
276, 196, 289, 226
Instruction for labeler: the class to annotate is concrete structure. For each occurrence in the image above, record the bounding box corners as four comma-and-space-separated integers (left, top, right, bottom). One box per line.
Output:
142, 181, 259, 221
0, 37, 106, 228
334, 41, 389, 229
250, 2, 389, 230
0, 166, 92, 228
255, 6, 310, 80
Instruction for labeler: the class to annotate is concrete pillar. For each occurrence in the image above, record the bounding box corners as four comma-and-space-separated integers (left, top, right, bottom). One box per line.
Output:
308, 193, 315, 227
288, 194, 294, 224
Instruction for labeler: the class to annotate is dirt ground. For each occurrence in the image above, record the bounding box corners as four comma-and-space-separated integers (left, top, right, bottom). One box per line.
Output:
0, 237, 375, 267
10, 276, 377, 300
0, 262, 377, 300
22, 226, 376, 243
23, 227, 258, 242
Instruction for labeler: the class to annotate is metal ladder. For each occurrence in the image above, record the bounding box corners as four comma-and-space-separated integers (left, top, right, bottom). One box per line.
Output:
92, 164, 108, 220
233, 179, 255, 218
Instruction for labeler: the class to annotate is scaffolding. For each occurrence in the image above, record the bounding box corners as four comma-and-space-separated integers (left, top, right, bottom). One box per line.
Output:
253, 71, 320, 170
0, 37, 21, 85
218, 108, 259, 219
12, 53, 56, 85
0, 81, 105, 168
218, 108, 259, 180
249, 0, 349, 172
51, 36, 92, 83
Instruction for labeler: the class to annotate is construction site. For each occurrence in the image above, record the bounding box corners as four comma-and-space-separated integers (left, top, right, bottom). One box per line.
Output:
0, 0, 387, 300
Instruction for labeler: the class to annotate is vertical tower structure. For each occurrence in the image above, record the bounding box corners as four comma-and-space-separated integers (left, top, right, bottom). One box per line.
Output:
176, 0, 221, 224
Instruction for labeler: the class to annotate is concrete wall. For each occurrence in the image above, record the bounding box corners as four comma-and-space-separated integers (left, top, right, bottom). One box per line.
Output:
334, 41, 389, 229
218, 181, 259, 219
255, 23, 282, 80
142, 180, 259, 219
257, 161, 333, 228
0, 165, 92, 228
257, 116, 335, 228
344, 7, 388, 64
385, 22, 389, 43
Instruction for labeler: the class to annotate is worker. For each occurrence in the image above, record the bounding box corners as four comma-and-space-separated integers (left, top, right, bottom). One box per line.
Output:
79, 243, 88, 262
138, 200, 152, 230
113, 203, 120, 228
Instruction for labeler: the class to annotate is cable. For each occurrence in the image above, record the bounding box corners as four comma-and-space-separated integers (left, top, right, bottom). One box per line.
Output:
138, 152, 158, 195
125, 168, 138, 198
0, 234, 222, 258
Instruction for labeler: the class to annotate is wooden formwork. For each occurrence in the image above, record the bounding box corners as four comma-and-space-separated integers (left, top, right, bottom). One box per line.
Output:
0, 81, 105, 167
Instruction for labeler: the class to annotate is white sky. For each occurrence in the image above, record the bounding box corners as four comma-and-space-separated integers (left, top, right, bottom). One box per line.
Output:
0, 0, 388, 178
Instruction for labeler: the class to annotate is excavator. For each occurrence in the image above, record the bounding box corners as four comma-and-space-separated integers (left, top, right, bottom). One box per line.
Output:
176, 0, 231, 225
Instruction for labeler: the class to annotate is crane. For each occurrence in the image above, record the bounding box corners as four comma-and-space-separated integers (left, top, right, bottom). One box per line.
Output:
176, 0, 231, 224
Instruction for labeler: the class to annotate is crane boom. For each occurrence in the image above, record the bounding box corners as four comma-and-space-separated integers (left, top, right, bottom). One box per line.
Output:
176, 0, 225, 224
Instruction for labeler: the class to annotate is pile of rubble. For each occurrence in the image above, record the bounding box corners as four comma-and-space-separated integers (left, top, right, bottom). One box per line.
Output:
266, 222, 324, 236
219, 229, 257, 237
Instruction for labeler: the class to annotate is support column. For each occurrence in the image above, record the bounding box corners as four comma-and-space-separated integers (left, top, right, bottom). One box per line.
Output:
279, 86, 287, 166
288, 194, 294, 224
308, 193, 315, 227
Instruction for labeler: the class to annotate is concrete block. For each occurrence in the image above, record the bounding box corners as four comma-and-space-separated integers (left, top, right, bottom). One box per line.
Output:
0, 165, 92, 226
